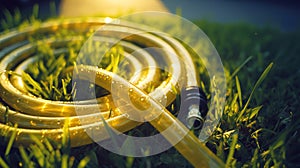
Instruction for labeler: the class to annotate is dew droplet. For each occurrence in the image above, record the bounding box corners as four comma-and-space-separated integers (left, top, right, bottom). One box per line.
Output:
41, 130, 46, 138
122, 113, 129, 118
170, 90, 174, 94
140, 97, 145, 102
17, 130, 22, 135
15, 130, 22, 141
30, 120, 37, 126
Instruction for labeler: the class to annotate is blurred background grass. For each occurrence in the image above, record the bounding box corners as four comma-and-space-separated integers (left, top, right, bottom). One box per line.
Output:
0, 0, 299, 167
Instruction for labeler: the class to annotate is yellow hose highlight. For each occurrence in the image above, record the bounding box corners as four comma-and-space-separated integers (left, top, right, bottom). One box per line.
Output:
0, 18, 224, 167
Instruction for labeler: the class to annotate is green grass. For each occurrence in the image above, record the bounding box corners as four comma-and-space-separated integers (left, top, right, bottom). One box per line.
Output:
0, 7, 300, 168
195, 20, 300, 167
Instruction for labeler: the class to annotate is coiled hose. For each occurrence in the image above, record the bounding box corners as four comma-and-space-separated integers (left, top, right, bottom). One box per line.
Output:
0, 18, 224, 167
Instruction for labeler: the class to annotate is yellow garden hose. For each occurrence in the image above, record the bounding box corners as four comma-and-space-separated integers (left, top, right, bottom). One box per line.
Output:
0, 18, 225, 167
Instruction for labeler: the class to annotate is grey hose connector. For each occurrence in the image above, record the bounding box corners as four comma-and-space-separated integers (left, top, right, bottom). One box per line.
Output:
181, 86, 208, 130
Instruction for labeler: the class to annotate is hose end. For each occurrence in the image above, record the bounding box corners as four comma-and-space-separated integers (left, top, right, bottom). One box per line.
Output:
186, 105, 205, 129
181, 86, 208, 130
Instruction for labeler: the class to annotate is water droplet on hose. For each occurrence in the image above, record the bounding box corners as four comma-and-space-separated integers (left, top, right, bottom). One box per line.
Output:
57, 135, 62, 139
17, 130, 22, 136
170, 90, 174, 94
15, 130, 22, 141
41, 130, 46, 138
72, 128, 79, 136
124, 113, 129, 118
30, 120, 37, 126
102, 75, 107, 80
140, 96, 145, 102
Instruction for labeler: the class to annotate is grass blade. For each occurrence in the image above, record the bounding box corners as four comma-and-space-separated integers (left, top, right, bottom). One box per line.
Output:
30, 145, 45, 167
235, 76, 243, 107
230, 56, 252, 80
29, 134, 49, 156
0, 156, 9, 168
100, 115, 120, 151
121, 135, 135, 157
225, 133, 238, 168
237, 63, 273, 121
248, 105, 263, 121
61, 154, 68, 168
32, 4, 39, 19
3, 9, 13, 26
62, 118, 70, 148
19, 146, 31, 167
49, 1, 57, 17
5, 124, 18, 157
77, 155, 91, 168
43, 138, 54, 153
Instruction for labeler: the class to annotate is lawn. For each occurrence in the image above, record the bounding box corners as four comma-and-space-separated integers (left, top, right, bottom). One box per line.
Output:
0, 6, 299, 168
